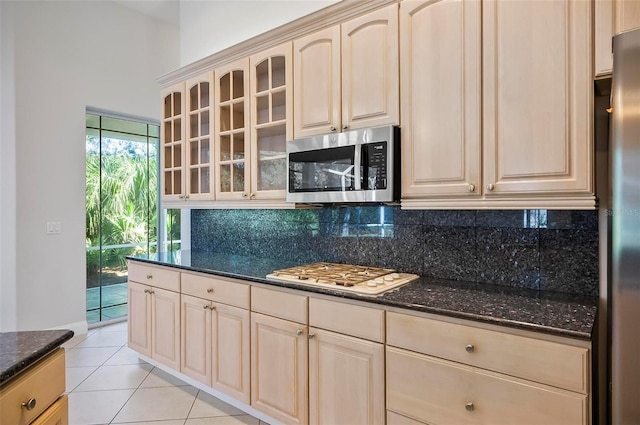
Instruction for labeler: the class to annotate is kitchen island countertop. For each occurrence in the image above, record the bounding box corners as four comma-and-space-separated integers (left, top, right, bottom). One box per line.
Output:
128, 251, 597, 340
0, 330, 74, 385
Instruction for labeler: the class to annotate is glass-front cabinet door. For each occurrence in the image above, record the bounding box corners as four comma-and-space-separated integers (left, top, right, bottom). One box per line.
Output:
161, 82, 185, 201
186, 72, 215, 201
215, 59, 251, 201
250, 43, 292, 200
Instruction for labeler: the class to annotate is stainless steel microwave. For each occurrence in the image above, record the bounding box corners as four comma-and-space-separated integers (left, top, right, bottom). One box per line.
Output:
286, 125, 399, 204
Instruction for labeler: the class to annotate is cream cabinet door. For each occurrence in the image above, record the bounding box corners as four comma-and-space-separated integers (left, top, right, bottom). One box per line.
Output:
595, 0, 640, 77
185, 72, 215, 201
308, 328, 385, 425
151, 287, 181, 371
251, 312, 308, 425
400, 0, 481, 200
161, 82, 186, 202
128, 281, 152, 357
212, 303, 250, 404
293, 26, 341, 138
482, 0, 593, 200
181, 294, 211, 385
215, 58, 251, 201
250, 43, 292, 200
342, 4, 399, 131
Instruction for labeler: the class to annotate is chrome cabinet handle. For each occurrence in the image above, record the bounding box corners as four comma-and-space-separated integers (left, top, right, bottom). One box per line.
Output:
148, 289, 154, 295
210, 305, 216, 310
467, 184, 475, 192
207, 288, 214, 294
295, 329, 303, 336
146, 275, 153, 279
144, 289, 150, 294
342, 125, 348, 131
203, 305, 209, 309
465, 344, 475, 353
250, 193, 255, 199
241, 193, 247, 198
465, 402, 474, 412
308, 333, 316, 339
486, 183, 495, 191
21, 398, 37, 410
330, 127, 337, 132
178, 195, 185, 199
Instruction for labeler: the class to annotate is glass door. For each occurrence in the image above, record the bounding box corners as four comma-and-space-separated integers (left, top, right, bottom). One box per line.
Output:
85, 112, 159, 324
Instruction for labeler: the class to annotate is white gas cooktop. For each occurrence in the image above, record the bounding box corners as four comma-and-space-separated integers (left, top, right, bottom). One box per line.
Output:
266, 262, 419, 296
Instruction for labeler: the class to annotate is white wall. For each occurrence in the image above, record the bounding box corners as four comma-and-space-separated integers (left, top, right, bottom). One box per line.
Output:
179, 0, 339, 66
0, 0, 179, 332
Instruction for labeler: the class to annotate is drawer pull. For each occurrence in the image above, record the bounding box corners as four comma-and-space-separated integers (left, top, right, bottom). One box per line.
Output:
203, 305, 209, 309
21, 398, 37, 410
308, 333, 316, 339
296, 329, 303, 336
465, 402, 474, 412
465, 344, 475, 353
207, 288, 214, 293
146, 274, 153, 279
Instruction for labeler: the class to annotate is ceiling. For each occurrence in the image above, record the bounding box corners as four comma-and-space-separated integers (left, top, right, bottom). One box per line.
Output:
112, 0, 180, 26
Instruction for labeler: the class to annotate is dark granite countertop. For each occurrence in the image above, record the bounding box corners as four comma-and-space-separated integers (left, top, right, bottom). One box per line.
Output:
128, 251, 597, 340
0, 330, 74, 385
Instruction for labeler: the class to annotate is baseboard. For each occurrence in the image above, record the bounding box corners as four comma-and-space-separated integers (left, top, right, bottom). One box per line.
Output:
49, 320, 88, 336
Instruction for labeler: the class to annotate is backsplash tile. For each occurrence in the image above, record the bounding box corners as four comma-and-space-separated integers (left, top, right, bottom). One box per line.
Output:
191, 207, 599, 296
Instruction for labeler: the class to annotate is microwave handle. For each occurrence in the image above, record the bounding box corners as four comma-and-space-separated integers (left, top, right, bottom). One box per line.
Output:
354, 144, 362, 191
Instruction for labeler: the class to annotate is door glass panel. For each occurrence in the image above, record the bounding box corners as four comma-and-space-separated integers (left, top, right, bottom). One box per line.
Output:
259, 158, 286, 191
201, 167, 210, 193
256, 59, 269, 92
220, 135, 231, 161
190, 85, 198, 111
200, 82, 210, 108
201, 139, 210, 163
190, 113, 198, 137
232, 70, 244, 99
220, 73, 231, 102
191, 168, 199, 193
220, 164, 231, 192
232, 101, 245, 130
190, 141, 199, 165
220, 105, 231, 132
86, 114, 159, 325
173, 145, 182, 167
173, 92, 181, 115
173, 118, 181, 142
233, 163, 245, 192
200, 111, 210, 136
164, 95, 171, 119
272, 91, 286, 121
164, 146, 172, 168
233, 133, 245, 160
256, 95, 269, 125
272, 56, 286, 88
164, 171, 172, 194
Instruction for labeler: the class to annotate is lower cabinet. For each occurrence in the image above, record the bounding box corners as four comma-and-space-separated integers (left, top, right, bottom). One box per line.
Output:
308, 328, 385, 425
181, 293, 250, 403
250, 312, 308, 425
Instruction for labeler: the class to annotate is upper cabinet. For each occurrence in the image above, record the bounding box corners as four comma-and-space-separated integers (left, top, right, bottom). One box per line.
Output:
215, 59, 251, 201
401, 0, 595, 209
293, 4, 399, 138
595, 0, 640, 77
250, 43, 293, 200
161, 82, 185, 202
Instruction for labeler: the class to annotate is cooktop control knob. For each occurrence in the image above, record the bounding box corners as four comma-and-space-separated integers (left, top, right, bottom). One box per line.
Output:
384, 275, 395, 282
374, 278, 384, 285
367, 280, 378, 287
391, 273, 400, 279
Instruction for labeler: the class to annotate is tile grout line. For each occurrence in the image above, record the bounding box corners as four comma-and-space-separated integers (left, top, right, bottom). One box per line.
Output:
107, 348, 155, 425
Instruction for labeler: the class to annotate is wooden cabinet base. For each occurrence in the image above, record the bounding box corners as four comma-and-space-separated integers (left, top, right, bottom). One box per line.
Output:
31, 395, 68, 425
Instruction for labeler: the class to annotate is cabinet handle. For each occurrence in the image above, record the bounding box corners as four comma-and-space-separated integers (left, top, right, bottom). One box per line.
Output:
308, 333, 315, 339
295, 329, 303, 336
465, 344, 475, 353
330, 127, 337, 132
146, 274, 153, 279
241, 193, 247, 198
144, 289, 150, 294
210, 305, 216, 310
178, 195, 184, 199
148, 289, 154, 295
465, 402, 475, 412
21, 398, 37, 410
467, 184, 475, 193
207, 288, 214, 294
203, 305, 209, 309
342, 125, 348, 131
184, 195, 189, 200
250, 193, 255, 199
486, 183, 494, 191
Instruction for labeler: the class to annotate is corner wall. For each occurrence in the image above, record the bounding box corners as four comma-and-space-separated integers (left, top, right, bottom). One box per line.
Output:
0, 0, 179, 331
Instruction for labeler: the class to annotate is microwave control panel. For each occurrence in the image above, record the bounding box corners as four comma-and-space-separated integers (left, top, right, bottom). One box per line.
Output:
362, 141, 387, 190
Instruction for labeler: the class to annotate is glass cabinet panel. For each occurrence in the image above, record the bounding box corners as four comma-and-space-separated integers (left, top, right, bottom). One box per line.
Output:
185, 75, 214, 200
161, 87, 184, 199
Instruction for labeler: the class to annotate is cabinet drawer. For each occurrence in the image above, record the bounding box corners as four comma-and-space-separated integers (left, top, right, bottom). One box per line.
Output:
387, 411, 426, 425
251, 286, 308, 324
387, 347, 588, 425
0, 348, 65, 425
128, 262, 180, 292
309, 297, 384, 342
31, 394, 68, 425
182, 273, 249, 309
387, 312, 589, 393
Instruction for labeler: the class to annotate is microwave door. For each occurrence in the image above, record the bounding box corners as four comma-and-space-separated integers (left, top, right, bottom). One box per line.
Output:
289, 146, 357, 193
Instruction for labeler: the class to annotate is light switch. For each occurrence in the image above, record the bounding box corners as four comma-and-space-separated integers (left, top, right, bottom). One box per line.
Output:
46, 222, 62, 234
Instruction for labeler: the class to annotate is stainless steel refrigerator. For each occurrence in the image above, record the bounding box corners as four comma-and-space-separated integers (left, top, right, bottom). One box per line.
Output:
611, 27, 640, 425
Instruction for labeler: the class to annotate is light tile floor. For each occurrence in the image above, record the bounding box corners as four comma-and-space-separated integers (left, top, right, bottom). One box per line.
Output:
63, 321, 267, 425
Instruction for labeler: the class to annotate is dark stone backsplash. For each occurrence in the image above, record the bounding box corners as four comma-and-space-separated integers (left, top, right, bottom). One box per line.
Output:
191, 207, 599, 296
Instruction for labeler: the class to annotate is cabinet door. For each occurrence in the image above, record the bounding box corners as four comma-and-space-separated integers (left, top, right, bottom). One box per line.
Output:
308, 328, 385, 425
293, 26, 341, 138
215, 58, 251, 201
181, 294, 211, 385
161, 82, 186, 202
342, 4, 399, 131
212, 303, 250, 404
595, 0, 640, 77
128, 281, 151, 357
250, 43, 292, 200
251, 313, 308, 425
400, 0, 481, 199
483, 0, 593, 199
185, 72, 215, 201
151, 287, 181, 370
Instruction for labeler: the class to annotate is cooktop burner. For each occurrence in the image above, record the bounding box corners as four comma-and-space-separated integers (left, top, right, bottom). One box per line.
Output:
266, 262, 419, 296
